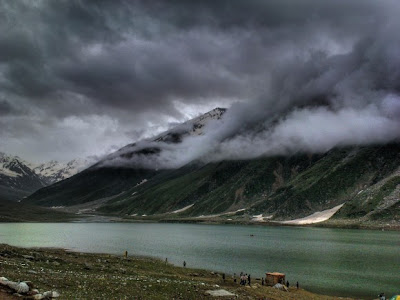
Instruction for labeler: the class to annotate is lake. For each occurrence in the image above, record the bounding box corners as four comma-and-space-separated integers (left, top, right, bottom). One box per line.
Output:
0, 223, 398, 298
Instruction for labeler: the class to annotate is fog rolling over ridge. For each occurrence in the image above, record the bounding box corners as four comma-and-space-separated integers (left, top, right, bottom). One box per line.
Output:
102, 28, 400, 169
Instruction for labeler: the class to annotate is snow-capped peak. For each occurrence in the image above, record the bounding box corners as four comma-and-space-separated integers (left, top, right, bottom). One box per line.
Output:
0, 152, 92, 185
0, 152, 27, 178
153, 107, 226, 143
32, 158, 92, 184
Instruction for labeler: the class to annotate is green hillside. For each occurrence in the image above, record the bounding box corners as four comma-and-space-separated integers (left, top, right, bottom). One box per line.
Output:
0, 198, 75, 222
24, 144, 400, 224
98, 144, 400, 222
25, 166, 160, 206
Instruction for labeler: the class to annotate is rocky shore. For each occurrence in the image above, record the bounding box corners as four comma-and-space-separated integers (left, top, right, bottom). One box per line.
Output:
0, 276, 59, 299
0, 244, 356, 300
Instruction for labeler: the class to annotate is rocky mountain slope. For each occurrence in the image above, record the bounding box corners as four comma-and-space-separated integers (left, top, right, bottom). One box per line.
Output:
0, 153, 91, 201
0, 153, 46, 201
31, 159, 91, 185
23, 108, 226, 207
24, 109, 400, 225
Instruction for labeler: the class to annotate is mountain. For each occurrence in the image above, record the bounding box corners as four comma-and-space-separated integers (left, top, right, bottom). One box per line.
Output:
0, 152, 92, 201
0, 153, 47, 201
32, 158, 91, 185
111, 107, 226, 162
154, 107, 226, 142
24, 108, 227, 206
98, 144, 400, 225
24, 108, 400, 226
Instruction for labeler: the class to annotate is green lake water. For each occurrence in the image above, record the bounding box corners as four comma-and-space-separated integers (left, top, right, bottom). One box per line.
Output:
0, 223, 398, 298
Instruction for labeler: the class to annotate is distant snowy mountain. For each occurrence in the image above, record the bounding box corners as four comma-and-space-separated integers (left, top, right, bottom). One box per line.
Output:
32, 158, 91, 184
0, 152, 46, 201
2, 108, 224, 202
0, 152, 92, 201
25, 107, 228, 206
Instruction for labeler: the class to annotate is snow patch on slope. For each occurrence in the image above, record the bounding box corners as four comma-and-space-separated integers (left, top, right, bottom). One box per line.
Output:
0, 163, 19, 177
281, 204, 344, 225
171, 204, 194, 214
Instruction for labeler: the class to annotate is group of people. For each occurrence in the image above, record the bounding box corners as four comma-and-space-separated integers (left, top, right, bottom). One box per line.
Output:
280, 278, 299, 289
171, 259, 302, 290
233, 272, 299, 290
238, 272, 251, 286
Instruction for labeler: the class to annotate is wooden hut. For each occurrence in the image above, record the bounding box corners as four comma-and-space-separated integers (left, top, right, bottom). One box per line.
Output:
265, 272, 285, 286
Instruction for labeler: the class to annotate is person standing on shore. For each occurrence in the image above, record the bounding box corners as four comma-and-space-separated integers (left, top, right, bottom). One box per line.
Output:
183, 261, 186, 267
296, 281, 299, 289
286, 280, 289, 288
261, 277, 264, 286
248, 274, 251, 286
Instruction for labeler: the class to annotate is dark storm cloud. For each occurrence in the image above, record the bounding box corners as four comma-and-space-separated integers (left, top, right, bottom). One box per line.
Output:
0, 100, 16, 116
0, 0, 387, 111
1, 0, 400, 162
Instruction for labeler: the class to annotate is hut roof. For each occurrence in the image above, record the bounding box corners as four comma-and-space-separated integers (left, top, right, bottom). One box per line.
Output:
266, 272, 285, 276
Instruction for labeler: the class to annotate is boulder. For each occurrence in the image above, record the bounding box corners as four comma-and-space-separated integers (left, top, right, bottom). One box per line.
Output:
22, 255, 35, 260
0, 278, 30, 294
7, 281, 30, 294
273, 283, 289, 291
24, 281, 34, 289
205, 289, 236, 297
0, 277, 8, 284
42, 291, 60, 298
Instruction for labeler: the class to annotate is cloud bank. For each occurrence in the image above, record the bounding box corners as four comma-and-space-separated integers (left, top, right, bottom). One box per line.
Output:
1, 1, 400, 163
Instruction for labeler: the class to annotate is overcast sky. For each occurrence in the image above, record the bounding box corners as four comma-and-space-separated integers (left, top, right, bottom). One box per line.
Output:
1, 0, 400, 163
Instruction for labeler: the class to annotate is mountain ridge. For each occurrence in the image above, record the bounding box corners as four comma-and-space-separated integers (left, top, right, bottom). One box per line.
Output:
0, 152, 47, 201
23, 108, 400, 226
0, 152, 92, 201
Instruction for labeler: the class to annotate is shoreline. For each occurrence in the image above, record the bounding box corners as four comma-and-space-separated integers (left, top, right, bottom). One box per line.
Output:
119, 215, 400, 231
2, 214, 399, 231
2, 200, 398, 231
0, 243, 357, 299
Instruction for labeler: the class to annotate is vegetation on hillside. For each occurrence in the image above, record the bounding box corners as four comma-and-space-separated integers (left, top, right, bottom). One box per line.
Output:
0, 199, 76, 222
25, 144, 400, 224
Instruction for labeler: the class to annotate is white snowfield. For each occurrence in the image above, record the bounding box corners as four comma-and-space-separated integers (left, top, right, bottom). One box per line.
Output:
281, 204, 344, 225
